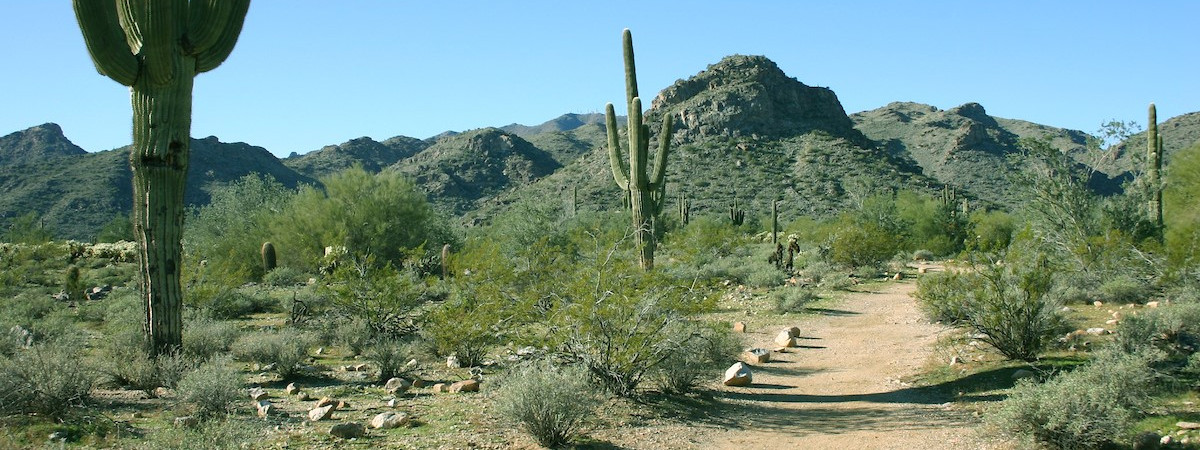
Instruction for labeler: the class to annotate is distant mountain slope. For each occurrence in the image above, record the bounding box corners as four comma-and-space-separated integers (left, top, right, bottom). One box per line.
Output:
0, 123, 87, 165
0, 125, 314, 240
283, 135, 428, 179
851, 102, 1105, 205
389, 128, 561, 216
1108, 111, 1200, 175
499, 113, 608, 138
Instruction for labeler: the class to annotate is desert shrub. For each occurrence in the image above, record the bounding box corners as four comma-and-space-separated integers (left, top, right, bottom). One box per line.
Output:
1113, 302, 1200, 366
1165, 142, 1200, 271
4, 211, 54, 244
176, 356, 243, 419
1096, 275, 1151, 305
494, 361, 599, 448
319, 256, 432, 340
188, 287, 278, 320
990, 348, 1161, 450
914, 271, 973, 323
261, 266, 308, 287
960, 261, 1067, 361
911, 249, 935, 261
552, 258, 711, 397
98, 329, 195, 395
826, 218, 898, 268
0, 343, 94, 419
270, 167, 456, 271
184, 174, 294, 284
967, 209, 1016, 253
420, 294, 512, 369
649, 323, 741, 394
131, 418, 264, 450
230, 328, 314, 379
363, 336, 415, 382
183, 317, 241, 361
332, 317, 373, 357
771, 286, 819, 314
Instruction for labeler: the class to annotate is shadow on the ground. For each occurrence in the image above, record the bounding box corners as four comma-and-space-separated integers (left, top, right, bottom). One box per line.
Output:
804, 307, 860, 316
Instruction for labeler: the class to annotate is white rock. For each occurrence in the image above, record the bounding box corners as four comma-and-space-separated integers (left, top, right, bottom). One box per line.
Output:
308, 405, 334, 421
774, 330, 797, 347
744, 348, 771, 364
384, 377, 411, 394
370, 411, 410, 429
723, 362, 753, 387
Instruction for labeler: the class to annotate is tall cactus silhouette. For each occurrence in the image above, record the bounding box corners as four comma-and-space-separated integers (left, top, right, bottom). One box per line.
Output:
1147, 103, 1164, 233
74, 0, 250, 356
606, 29, 672, 270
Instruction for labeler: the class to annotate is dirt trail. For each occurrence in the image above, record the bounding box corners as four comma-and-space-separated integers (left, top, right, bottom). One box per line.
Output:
697, 277, 1004, 449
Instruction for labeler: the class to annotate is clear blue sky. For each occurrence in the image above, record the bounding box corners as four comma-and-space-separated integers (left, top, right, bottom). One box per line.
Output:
2, 1, 1198, 157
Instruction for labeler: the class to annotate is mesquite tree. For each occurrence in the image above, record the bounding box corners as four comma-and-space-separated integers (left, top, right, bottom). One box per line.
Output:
605, 28, 672, 270
74, 0, 250, 356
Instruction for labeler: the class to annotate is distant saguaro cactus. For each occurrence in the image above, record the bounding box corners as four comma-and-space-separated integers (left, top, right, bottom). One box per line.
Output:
1147, 103, 1164, 233
678, 194, 690, 226
74, 0, 251, 356
730, 199, 745, 226
261, 242, 277, 273
606, 28, 673, 270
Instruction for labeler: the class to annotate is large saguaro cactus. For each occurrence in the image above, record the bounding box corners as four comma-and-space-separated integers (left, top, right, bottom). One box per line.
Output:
74, 0, 251, 356
1147, 103, 1164, 233
606, 28, 672, 270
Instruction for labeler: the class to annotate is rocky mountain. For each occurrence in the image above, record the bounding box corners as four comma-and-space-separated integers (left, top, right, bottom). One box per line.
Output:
1107, 111, 1200, 175
389, 128, 562, 216
851, 102, 1101, 205
0, 125, 315, 240
0, 123, 88, 165
284, 135, 428, 179
499, 113, 608, 138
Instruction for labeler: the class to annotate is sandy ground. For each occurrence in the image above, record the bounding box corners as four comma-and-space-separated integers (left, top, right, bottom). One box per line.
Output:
596, 272, 1012, 449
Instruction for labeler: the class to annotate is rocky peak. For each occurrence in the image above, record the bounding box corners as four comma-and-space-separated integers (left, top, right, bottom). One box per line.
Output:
648, 54, 861, 142
948, 102, 998, 128
0, 123, 87, 165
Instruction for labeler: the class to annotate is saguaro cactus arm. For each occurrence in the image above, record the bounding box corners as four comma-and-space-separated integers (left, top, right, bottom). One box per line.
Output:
73, 1, 138, 86
606, 103, 630, 191
189, 0, 252, 72
649, 115, 672, 189
622, 28, 639, 105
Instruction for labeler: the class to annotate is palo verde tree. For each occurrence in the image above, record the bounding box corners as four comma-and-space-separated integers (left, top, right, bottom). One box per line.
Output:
74, 0, 251, 356
605, 28, 673, 270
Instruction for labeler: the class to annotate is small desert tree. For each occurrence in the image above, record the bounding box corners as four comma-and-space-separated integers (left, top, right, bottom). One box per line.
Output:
74, 0, 251, 356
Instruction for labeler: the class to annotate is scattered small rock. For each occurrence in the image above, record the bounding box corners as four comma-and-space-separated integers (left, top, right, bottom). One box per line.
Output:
1161, 435, 1174, 445
1011, 369, 1035, 381
173, 416, 199, 428
1147, 301, 1161, 308
329, 422, 365, 439
449, 379, 480, 393
774, 330, 797, 347
950, 356, 963, 366
384, 377, 412, 394
411, 378, 426, 388
447, 355, 461, 368
918, 267, 927, 274
1178, 421, 1200, 430
744, 348, 771, 364
1086, 327, 1109, 335
387, 398, 399, 408
285, 382, 300, 396
256, 400, 274, 417
315, 397, 337, 408
308, 405, 334, 421
371, 411, 410, 429
248, 387, 268, 401
732, 321, 747, 333
432, 383, 448, 393
1094, 300, 1104, 307
892, 272, 902, 281
785, 326, 802, 338
723, 362, 753, 387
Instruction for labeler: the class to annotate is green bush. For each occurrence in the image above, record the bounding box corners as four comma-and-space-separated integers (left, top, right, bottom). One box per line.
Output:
0, 343, 94, 419
319, 256, 430, 340
649, 323, 741, 394
826, 217, 897, 268
420, 294, 511, 369
1113, 302, 1200, 366
960, 261, 1066, 361
1165, 142, 1200, 271
131, 418, 263, 449
183, 317, 241, 361
231, 329, 314, 379
771, 286, 819, 314
261, 266, 308, 287
176, 356, 243, 419
990, 349, 1160, 450
184, 174, 294, 284
98, 329, 195, 395
494, 361, 599, 448
363, 336, 414, 382
188, 287, 279, 320
914, 271, 973, 323
1096, 275, 1151, 305
967, 209, 1016, 253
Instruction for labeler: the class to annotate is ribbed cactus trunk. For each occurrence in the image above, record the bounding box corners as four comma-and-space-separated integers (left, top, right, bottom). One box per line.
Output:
606, 29, 671, 270
1148, 103, 1164, 232
74, 0, 250, 357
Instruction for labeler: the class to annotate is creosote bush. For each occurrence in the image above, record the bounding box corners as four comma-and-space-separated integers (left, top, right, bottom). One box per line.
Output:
960, 260, 1066, 361
771, 286, 819, 314
494, 361, 599, 448
231, 329, 314, 379
363, 336, 415, 382
650, 322, 741, 394
0, 343, 94, 419
183, 317, 242, 361
914, 271, 973, 323
176, 356, 243, 419
991, 349, 1160, 450
99, 328, 195, 395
